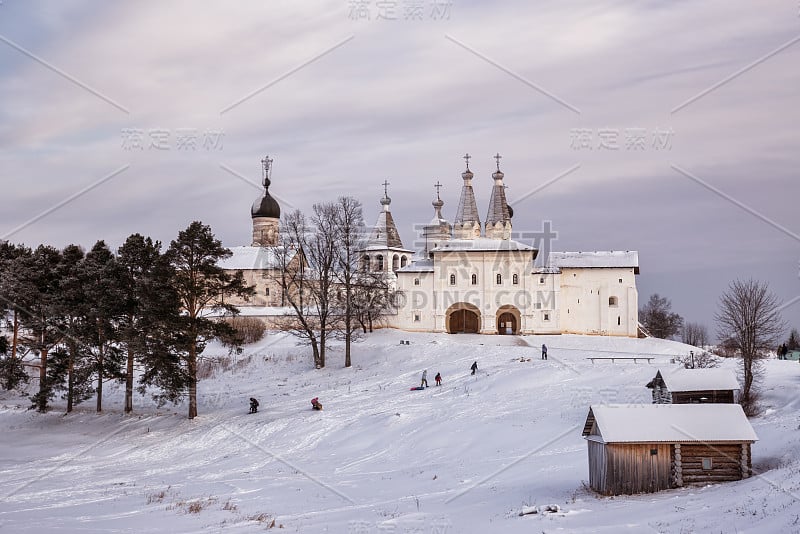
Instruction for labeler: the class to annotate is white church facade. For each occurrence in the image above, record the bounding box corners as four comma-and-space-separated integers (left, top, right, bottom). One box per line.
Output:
224, 155, 640, 337
361, 154, 640, 337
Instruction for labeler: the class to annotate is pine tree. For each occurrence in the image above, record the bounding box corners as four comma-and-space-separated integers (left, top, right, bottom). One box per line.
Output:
53, 244, 91, 412
786, 328, 800, 351
80, 241, 127, 412
17, 246, 64, 412
640, 294, 684, 339
117, 234, 187, 413
166, 221, 253, 419
0, 243, 31, 390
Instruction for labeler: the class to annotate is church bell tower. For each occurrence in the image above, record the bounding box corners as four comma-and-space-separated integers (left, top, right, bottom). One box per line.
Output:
251, 155, 281, 247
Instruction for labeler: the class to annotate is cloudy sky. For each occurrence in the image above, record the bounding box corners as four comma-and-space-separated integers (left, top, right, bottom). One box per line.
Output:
1, 1, 798, 333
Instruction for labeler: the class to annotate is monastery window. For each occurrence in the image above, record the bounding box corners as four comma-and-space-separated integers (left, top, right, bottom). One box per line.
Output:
471, 274, 477, 285
496, 273, 502, 285
392, 255, 400, 271
577, 298, 580, 304
401, 256, 408, 267
450, 274, 456, 285
543, 312, 550, 321
414, 278, 420, 286
539, 277, 545, 284
619, 278, 623, 283
609, 296, 618, 307
512, 274, 518, 285
617, 316, 621, 326
413, 313, 421, 322
702, 458, 713, 470
265, 287, 270, 296
376, 255, 384, 271
535, 302, 542, 309
363, 255, 370, 271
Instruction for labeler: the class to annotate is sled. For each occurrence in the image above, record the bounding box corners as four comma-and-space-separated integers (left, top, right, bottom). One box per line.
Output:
410, 386, 425, 391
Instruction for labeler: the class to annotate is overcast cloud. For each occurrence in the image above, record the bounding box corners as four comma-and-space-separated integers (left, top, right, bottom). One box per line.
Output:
0, 0, 798, 332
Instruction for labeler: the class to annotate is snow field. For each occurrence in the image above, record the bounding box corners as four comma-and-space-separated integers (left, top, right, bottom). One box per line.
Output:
1, 329, 800, 533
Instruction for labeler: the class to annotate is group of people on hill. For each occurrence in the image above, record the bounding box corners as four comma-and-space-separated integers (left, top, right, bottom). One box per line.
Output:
250, 344, 553, 412
419, 361, 479, 388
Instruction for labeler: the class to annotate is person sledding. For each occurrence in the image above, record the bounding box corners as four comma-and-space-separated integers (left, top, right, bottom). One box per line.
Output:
249, 397, 259, 414
311, 397, 323, 410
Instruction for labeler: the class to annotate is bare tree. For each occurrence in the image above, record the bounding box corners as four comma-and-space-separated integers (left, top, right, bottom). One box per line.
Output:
353, 269, 394, 333
682, 322, 709, 348
276, 208, 339, 369
715, 279, 785, 414
675, 350, 720, 369
640, 294, 684, 339
332, 196, 366, 368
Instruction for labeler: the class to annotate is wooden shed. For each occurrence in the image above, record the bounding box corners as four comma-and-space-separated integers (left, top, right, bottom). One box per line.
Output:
646, 368, 739, 404
582, 404, 758, 495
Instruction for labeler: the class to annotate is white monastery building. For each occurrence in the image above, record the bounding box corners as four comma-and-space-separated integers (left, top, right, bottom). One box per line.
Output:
224, 155, 641, 337
361, 154, 640, 336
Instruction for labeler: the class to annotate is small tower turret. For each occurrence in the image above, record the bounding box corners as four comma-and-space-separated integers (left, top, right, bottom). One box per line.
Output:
484, 152, 513, 240
453, 153, 482, 239
423, 181, 451, 254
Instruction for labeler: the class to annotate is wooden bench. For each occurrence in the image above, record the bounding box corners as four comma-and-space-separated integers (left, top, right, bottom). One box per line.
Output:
587, 356, 654, 364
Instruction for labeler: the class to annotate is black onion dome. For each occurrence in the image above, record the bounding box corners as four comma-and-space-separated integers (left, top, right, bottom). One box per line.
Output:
251, 192, 280, 219
252, 156, 281, 219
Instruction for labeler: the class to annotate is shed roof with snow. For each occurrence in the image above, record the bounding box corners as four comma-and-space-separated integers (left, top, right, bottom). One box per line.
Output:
582, 404, 758, 444
651, 368, 740, 392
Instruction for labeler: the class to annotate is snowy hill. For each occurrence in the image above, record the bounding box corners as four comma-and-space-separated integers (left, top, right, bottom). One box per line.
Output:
2, 330, 800, 533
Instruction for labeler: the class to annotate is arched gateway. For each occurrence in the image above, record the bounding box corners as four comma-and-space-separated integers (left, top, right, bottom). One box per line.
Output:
496, 305, 520, 335
446, 303, 481, 334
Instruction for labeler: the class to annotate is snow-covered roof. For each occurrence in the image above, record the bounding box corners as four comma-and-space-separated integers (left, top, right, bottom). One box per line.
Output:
431, 238, 536, 253
217, 246, 293, 270
583, 404, 758, 443
397, 258, 434, 273
656, 368, 740, 392
550, 251, 639, 273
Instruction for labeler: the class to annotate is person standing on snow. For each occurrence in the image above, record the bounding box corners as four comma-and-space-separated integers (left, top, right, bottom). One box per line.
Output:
249, 397, 259, 413
470, 361, 478, 375
421, 369, 428, 388
435, 372, 442, 386
541, 344, 548, 360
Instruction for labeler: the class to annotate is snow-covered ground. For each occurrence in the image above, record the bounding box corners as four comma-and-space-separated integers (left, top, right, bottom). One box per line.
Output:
1, 330, 799, 533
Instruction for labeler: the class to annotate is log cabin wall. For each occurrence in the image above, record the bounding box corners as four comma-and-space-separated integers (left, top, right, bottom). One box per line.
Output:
678, 443, 750, 484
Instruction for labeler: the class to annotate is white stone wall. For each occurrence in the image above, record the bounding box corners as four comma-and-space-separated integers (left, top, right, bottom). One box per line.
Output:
557, 267, 638, 337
